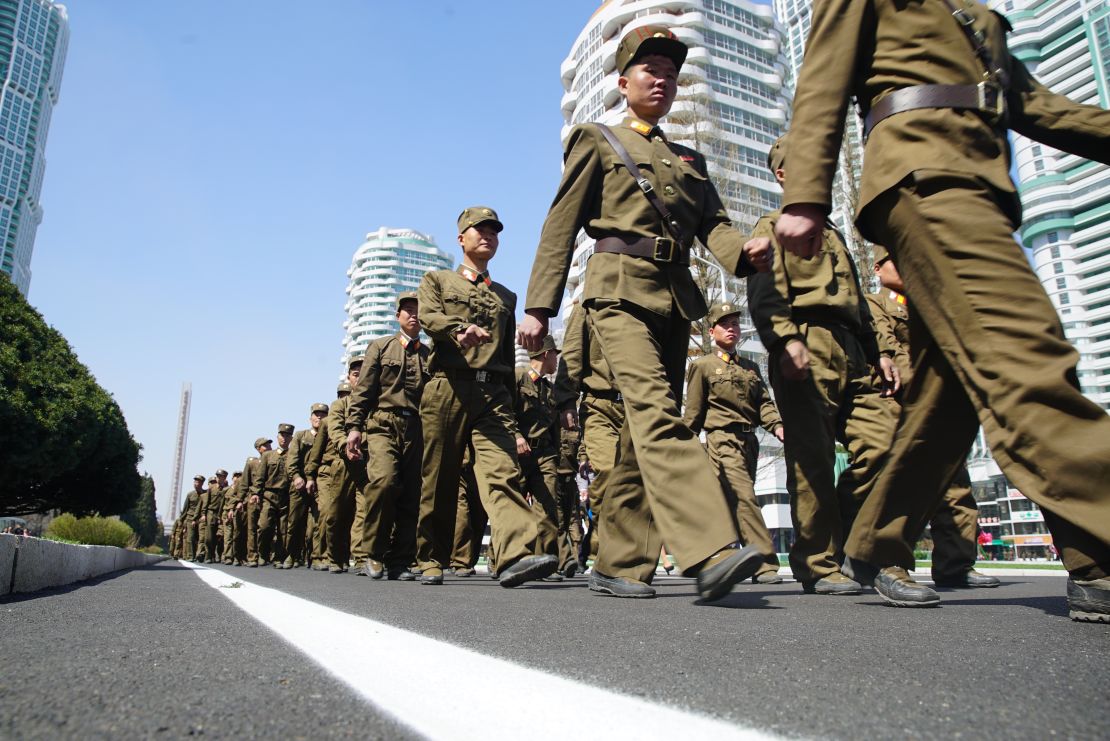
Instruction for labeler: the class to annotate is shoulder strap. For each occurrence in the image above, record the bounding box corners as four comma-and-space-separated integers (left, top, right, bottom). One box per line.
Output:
594, 123, 686, 244
938, 0, 1009, 87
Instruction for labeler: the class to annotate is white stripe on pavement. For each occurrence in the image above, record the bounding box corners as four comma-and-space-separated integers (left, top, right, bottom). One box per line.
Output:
182, 562, 780, 741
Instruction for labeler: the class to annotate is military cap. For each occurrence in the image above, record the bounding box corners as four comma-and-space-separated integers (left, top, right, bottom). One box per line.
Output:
310, 402, 329, 414
277, 423, 295, 434
232, 471, 243, 477
215, 468, 228, 476
348, 355, 365, 370
707, 301, 743, 327
396, 291, 419, 310
337, 381, 352, 395
254, 436, 272, 449
528, 334, 559, 360
457, 206, 503, 234
616, 25, 688, 74
193, 474, 205, 482
767, 134, 788, 176
208, 477, 218, 484
873, 245, 891, 265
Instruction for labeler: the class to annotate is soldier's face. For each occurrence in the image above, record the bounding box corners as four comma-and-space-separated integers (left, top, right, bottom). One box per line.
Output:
278, 431, 292, 449
541, 350, 559, 375
619, 55, 678, 122
194, 480, 204, 492
397, 300, 420, 334
310, 410, 326, 430
258, 442, 272, 453
458, 224, 499, 262
711, 315, 741, 349
876, 258, 905, 293
348, 365, 361, 384
216, 474, 227, 485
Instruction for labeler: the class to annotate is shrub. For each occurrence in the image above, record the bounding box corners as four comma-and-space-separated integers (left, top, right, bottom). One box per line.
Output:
46, 514, 136, 548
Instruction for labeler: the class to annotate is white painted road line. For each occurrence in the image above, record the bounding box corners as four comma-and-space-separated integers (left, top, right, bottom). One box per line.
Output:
182, 562, 782, 741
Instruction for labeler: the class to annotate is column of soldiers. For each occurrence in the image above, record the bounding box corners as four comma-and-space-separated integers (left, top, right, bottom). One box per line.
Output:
172, 17, 1108, 621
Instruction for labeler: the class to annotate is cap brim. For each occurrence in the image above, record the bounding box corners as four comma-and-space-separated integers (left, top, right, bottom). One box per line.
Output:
463, 218, 503, 234
627, 38, 687, 72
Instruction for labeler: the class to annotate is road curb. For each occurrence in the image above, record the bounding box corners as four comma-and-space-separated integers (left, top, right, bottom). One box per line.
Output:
0, 533, 168, 597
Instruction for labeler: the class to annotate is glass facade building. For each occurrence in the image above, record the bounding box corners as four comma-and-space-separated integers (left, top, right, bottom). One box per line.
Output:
341, 227, 453, 367
991, 0, 1110, 411
0, 0, 67, 296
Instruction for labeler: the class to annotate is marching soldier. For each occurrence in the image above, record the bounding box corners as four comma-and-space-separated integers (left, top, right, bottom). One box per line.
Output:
222, 471, 245, 565
251, 423, 294, 567
867, 247, 999, 589
345, 292, 430, 580
285, 403, 329, 569
197, 476, 219, 562
242, 438, 269, 568
519, 27, 773, 601
556, 423, 584, 572
748, 136, 899, 595
415, 206, 557, 587
684, 303, 785, 585
773, 0, 1110, 617
515, 335, 572, 579
181, 475, 204, 561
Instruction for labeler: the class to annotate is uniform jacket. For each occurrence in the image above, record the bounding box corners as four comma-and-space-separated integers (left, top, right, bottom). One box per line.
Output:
747, 210, 881, 362
346, 332, 431, 431
181, 490, 202, 522
251, 447, 289, 501
515, 367, 559, 450
784, 0, 1110, 237
285, 428, 318, 484
684, 350, 782, 435
866, 290, 913, 386
526, 117, 756, 321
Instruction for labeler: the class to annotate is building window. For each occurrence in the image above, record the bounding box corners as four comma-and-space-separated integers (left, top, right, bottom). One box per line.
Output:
1060, 293, 1070, 305
1047, 232, 1058, 243
1050, 245, 1061, 259
1056, 277, 1067, 290
1054, 262, 1065, 274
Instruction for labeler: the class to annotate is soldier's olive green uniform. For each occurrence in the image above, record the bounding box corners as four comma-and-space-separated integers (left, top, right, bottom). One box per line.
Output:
748, 212, 896, 583
526, 116, 757, 582
252, 446, 290, 565
786, 0, 1110, 581
556, 425, 584, 567
416, 266, 551, 573
221, 478, 245, 564
180, 489, 202, 561
554, 302, 625, 564
170, 517, 184, 559
201, 485, 226, 562
684, 348, 783, 577
241, 456, 264, 565
867, 289, 979, 581
347, 333, 430, 572
285, 428, 320, 566
306, 397, 366, 569
514, 365, 568, 570
450, 448, 486, 571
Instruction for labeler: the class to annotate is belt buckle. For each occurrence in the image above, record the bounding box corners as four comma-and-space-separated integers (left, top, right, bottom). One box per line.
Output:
615, 392, 623, 402
653, 237, 676, 263
977, 81, 1005, 121
475, 370, 490, 383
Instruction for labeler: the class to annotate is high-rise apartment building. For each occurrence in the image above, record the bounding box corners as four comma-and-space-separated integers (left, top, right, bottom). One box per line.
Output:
342, 227, 453, 364
992, 0, 1110, 411
772, 0, 866, 264
0, 0, 67, 296
558, 0, 792, 318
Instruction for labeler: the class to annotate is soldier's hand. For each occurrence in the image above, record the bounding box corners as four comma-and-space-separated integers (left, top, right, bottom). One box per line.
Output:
877, 355, 901, 397
517, 310, 549, 352
743, 237, 774, 273
236, 501, 244, 511
560, 407, 579, 431
775, 204, 826, 258
249, 494, 259, 505
780, 339, 811, 381
292, 475, 306, 492
306, 479, 317, 495
345, 430, 364, 461
516, 436, 532, 457
774, 427, 785, 442
457, 324, 492, 349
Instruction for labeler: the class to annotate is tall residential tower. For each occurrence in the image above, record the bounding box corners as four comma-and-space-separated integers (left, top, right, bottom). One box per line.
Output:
0, 0, 67, 296
341, 227, 452, 365
992, 0, 1110, 411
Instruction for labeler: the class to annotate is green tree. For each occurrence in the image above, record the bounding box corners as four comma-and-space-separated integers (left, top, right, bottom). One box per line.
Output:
0, 273, 142, 516
120, 473, 159, 547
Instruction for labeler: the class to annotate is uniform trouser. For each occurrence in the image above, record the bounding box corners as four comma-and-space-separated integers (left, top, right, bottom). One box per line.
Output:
203, 516, 220, 561
417, 375, 549, 573
770, 325, 897, 583
847, 175, 1110, 581
311, 493, 327, 563
319, 459, 364, 568
185, 521, 199, 560
363, 412, 423, 571
450, 462, 486, 570
928, 466, 978, 580
257, 493, 287, 563
221, 508, 238, 562
519, 445, 569, 570
556, 472, 583, 566
285, 488, 313, 564
705, 429, 779, 575
585, 299, 741, 583
305, 495, 320, 563
246, 500, 261, 563
579, 394, 624, 562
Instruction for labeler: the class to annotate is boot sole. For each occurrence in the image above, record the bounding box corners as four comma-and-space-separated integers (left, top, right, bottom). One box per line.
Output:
696, 547, 762, 602
588, 583, 656, 599
1069, 609, 1110, 623
499, 556, 558, 588
876, 591, 941, 608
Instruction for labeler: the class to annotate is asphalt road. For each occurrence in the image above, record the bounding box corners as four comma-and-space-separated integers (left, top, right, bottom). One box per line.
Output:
2, 561, 1106, 740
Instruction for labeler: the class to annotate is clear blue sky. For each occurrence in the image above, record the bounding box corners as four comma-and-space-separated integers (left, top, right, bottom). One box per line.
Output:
29, 1, 603, 521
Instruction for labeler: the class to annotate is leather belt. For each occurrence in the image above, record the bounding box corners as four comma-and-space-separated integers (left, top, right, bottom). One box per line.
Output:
436, 367, 504, 383
594, 236, 689, 266
586, 389, 623, 403
378, 407, 416, 418
864, 81, 1006, 139
723, 422, 754, 434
